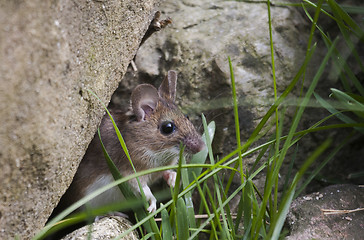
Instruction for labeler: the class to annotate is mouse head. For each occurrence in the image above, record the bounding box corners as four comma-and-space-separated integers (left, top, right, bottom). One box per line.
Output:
130, 70, 204, 157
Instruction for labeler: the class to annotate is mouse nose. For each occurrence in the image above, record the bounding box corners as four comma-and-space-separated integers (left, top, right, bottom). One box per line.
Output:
184, 135, 205, 154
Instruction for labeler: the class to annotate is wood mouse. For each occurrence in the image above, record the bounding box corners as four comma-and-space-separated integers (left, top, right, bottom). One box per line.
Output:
51, 70, 205, 222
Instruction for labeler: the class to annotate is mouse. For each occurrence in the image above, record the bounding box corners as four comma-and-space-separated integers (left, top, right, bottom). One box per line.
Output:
51, 70, 205, 223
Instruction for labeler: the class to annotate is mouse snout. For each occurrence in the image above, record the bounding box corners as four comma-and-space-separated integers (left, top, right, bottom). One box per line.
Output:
184, 135, 205, 154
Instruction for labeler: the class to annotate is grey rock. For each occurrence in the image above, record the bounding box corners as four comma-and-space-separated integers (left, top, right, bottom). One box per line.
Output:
0, 0, 160, 239
286, 184, 364, 240
61, 216, 138, 240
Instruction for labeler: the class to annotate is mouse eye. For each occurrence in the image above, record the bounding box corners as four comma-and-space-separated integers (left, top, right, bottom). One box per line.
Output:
160, 121, 176, 135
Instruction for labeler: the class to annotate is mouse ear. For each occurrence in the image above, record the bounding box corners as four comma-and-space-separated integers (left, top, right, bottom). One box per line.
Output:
131, 84, 159, 121
158, 70, 177, 101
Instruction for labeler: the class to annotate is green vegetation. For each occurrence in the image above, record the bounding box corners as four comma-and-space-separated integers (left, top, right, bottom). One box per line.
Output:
34, 0, 363, 239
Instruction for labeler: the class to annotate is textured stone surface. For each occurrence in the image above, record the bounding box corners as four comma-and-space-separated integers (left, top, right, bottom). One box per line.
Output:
286, 184, 364, 240
0, 0, 160, 239
61, 216, 138, 240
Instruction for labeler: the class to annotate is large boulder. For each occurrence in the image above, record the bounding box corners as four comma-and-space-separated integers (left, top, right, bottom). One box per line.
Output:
0, 0, 161, 239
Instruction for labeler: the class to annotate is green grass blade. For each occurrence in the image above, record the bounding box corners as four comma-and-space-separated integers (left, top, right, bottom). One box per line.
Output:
181, 154, 196, 236
282, 143, 298, 196
97, 128, 135, 199
184, 118, 215, 238
322, 35, 364, 95
202, 114, 215, 167
140, 232, 156, 240
189, 172, 214, 240
330, 88, 364, 119
302, 0, 362, 95
190, 182, 246, 240
300, 0, 323, 90
243, 179, 253, 233
177, 198, 189, 239
181, 165, 196, 234
267, 3, 280, 205
188, 119, 216, 183
194, 116, 221, 238
172, 144, 184, 205
269, 139, 332, 239
303, 0, 335, 20
211, 167, 230, 240
161, 206, 173, 240
270, 188, 294, 240
249, 137, 271, 174
217, 175, 235, 238
197, 117, 230, 239
225, 57, 244, 193
170, 144, 185, 237
252, 38, 338, 239
314, 92, 364, 134
327, 0, 364, 72
327, 0, 364, 41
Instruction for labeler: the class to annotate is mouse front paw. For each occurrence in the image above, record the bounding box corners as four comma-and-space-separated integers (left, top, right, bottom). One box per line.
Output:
147, 201, 157, 213
163, 170, 177, 188
142, 185, 157, 213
